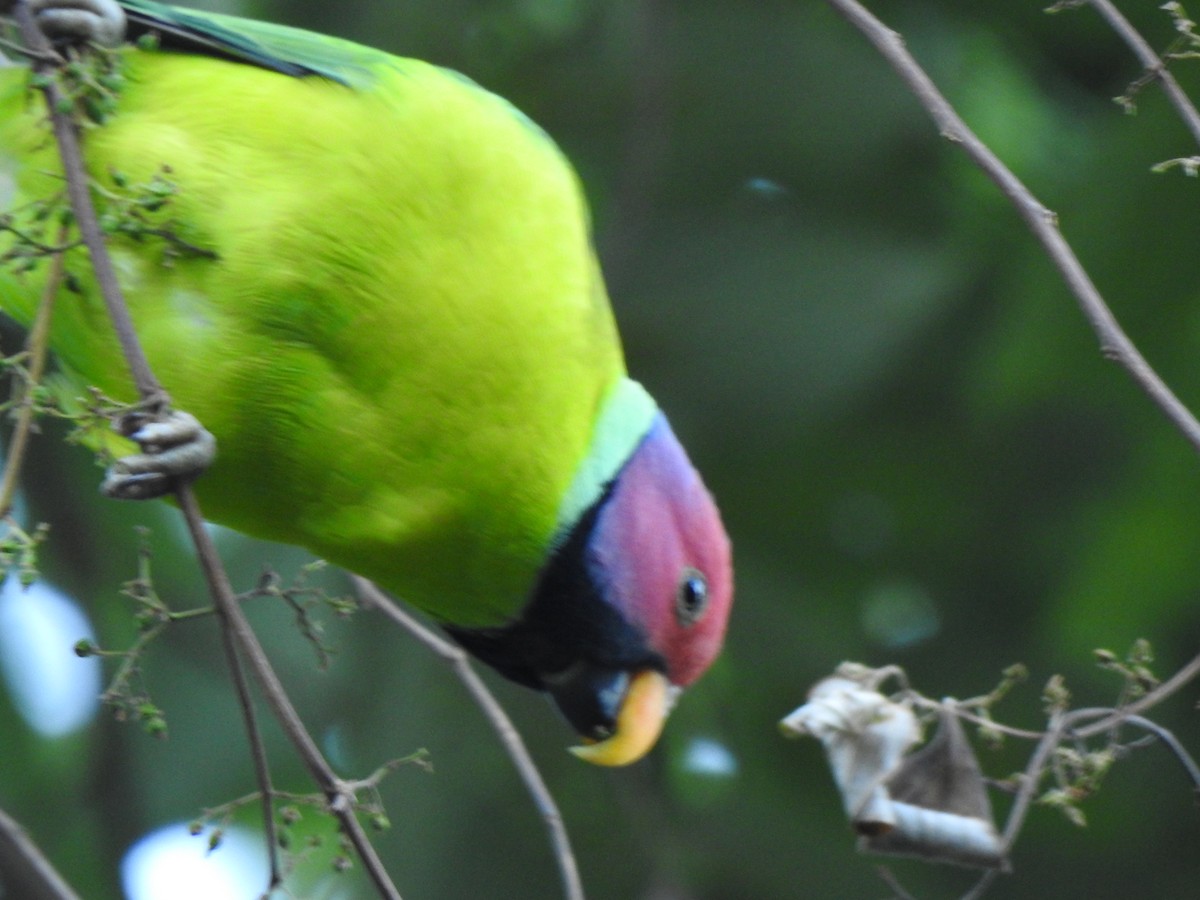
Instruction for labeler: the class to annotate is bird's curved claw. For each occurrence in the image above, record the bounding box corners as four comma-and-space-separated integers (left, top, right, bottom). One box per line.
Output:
101, 409, 216, 501
8, 0, 127, 47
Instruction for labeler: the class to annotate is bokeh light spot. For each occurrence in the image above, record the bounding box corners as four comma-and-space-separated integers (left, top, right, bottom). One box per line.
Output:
860, 580, 940, 649
0, 575, 101, 737
122, 823, 268, 900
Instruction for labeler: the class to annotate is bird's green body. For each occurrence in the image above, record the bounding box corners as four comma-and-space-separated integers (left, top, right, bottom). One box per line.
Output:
0, 0, 733, 764
0, 28, 642, 627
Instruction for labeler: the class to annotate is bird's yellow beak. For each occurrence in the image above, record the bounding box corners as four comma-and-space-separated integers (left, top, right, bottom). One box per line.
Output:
568, 669, 672, 766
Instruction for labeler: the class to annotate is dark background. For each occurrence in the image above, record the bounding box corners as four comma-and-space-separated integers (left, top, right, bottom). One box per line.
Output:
2, 1, 1200, 897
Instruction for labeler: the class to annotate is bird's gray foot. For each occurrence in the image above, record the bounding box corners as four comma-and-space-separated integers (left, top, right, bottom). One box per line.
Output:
7, 0, 127, 47
101, 409, 216, 500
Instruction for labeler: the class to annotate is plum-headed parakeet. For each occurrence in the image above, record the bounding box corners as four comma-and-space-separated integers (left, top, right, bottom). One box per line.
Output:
0, 0, 733, 765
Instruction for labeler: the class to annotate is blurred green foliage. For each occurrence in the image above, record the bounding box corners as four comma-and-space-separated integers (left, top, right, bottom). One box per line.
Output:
3, 0, 1200, 897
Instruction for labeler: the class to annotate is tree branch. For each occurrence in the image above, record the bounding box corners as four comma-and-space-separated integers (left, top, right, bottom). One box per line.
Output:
813, 10, 1200, 888
822, 0, 1200, 455
8, 6, 402, 897
5, 9, 289, 891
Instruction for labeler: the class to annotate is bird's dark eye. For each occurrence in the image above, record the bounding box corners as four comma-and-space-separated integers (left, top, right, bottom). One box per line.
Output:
675, 567, 709, 627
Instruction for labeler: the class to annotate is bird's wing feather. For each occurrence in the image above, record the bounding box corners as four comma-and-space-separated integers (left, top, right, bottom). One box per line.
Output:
116, 0, 387, 84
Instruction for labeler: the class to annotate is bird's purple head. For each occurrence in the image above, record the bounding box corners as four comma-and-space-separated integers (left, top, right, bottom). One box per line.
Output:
562, 413, 732, 764
587, 414, 732, 687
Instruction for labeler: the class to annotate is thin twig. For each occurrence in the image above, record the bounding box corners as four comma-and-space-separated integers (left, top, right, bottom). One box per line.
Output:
910, 695, 1047, 741
960, 868, 1002, 900
10, 4, 162, 405
9, 6, 403, 896
174, 483, 400, 898
822, 0, 1200, 455
1063, 706, 1200, 790
353, 576, 585, 900
174, 499, 281, 888
1083, 0, 1200, 146
0, 227, 62, 517
875, 864, 917, 900
1120, 713, 1200, 791
1072, 650, 1200, 738
958, 708, 1070, 900
997, 706, 1091, 852
0, 806, 82, 900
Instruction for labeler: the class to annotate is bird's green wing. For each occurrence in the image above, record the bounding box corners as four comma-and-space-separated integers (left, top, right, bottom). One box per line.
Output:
116, 0, 391, 85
